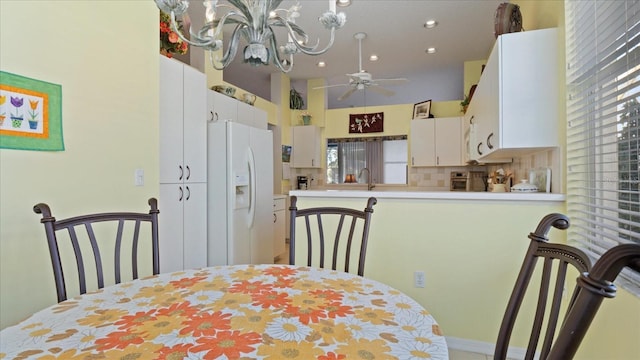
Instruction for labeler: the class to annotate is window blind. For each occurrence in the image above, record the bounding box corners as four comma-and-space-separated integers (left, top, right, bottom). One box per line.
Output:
565, 0, 640, 295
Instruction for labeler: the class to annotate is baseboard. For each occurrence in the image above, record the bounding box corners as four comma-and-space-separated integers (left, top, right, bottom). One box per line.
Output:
445, 336, 533, 359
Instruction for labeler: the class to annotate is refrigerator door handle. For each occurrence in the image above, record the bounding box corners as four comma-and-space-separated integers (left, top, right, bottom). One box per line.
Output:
247, 147, 257, 229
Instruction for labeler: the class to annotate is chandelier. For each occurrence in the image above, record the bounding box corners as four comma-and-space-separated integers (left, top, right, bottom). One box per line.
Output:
154, 0, 347, 73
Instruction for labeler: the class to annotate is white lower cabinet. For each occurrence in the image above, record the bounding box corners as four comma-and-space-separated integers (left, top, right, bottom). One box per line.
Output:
273, 196, 286, 258
159, 183, 207, 273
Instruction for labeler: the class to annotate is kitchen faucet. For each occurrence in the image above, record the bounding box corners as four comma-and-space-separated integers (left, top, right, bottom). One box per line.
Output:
358, 167, 375, 191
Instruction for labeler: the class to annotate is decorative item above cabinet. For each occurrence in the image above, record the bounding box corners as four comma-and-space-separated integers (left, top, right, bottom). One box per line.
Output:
468, 28, 560, 162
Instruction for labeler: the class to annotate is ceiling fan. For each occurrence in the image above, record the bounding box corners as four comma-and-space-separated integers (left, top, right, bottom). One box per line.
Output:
314, 32, 408, 101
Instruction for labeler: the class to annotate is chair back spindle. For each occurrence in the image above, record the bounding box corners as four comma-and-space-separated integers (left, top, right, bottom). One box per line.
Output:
289, 196, 376, 276
34, 198, 159, 302
494, 213, 591, 360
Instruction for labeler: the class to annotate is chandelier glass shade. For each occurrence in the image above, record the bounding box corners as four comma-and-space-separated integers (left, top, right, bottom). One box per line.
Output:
155, 0, 347, 73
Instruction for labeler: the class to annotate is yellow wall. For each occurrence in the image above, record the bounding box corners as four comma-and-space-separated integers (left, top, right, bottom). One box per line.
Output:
0, 1, 159, 328
0, 2, 637, 359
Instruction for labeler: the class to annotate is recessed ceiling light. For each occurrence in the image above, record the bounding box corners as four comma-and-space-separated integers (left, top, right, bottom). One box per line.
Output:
337, 0, 352, 7
369, 54, 379, 61
426, 47, 437, 54
424, 19, 438, 29
317, 61, 326, 67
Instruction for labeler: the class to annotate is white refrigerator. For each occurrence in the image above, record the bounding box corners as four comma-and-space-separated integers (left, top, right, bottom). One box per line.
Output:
207, 120, 274, 266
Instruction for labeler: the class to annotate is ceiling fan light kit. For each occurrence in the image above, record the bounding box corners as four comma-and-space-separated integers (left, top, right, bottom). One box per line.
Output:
313, 31, 408, 101
154, 0, 347, 73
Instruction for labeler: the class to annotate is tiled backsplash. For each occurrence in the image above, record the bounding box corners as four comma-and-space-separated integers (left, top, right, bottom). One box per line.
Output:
484, 148, 560, 193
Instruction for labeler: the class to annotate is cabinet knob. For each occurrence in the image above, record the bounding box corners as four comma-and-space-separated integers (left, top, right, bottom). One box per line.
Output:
185, 186, 191, 201
477, 142, 483, 156
487, 133, 494, 150
185, 165, 191, 180
178, 186, 183, 201
178, 165, 183, 181
273, 213, 277, 223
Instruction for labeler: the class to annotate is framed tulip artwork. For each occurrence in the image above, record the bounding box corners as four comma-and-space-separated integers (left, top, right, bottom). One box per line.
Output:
0, 71, 64, 151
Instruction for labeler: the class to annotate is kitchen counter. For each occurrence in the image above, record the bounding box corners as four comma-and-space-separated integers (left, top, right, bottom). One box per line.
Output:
289, 189, 565, 202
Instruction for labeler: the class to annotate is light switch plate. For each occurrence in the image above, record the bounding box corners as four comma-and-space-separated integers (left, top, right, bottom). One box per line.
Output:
134, 168, 144, 186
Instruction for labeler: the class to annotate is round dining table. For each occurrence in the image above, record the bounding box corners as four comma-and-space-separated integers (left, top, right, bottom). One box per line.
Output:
0, 264, 448, 359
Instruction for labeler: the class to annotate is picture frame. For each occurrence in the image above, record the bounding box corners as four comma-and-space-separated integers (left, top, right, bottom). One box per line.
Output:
413, 100, 431, 119
0, 71, 64, 151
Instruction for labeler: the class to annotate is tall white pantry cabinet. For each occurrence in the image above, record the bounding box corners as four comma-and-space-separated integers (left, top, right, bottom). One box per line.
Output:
159, 55, 207, 273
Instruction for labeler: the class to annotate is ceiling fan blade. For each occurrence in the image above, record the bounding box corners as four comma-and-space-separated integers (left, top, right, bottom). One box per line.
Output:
372, 78, 409, 85
367, 85, 395, 97
312, 83, 351, 90
337, 87, 357, 101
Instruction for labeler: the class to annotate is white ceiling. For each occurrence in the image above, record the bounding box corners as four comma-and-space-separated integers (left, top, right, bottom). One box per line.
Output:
188, 0, 503, 109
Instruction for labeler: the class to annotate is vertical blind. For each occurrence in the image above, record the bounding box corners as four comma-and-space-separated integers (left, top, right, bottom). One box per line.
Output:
565, 0, 640, 295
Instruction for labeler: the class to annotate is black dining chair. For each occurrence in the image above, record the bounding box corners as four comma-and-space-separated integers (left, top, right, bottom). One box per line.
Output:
547, 242, 640, 359
494, 213, 592, 360
33, 198, 160, 302
288, 196, 377, 276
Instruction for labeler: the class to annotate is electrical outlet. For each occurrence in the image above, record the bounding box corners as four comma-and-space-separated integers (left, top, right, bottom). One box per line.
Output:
414, 271, 425, 288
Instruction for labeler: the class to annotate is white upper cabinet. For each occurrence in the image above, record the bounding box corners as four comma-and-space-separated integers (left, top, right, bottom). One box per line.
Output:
410, 117, 463, 167
291, 125, 321, 168
159, 56, 207, 184
208, 90, 267, 129
471, 28, 560, 161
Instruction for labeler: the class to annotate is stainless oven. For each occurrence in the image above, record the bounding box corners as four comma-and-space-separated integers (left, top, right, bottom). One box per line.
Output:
450, 172, 468, 191
450, 171, 487, 192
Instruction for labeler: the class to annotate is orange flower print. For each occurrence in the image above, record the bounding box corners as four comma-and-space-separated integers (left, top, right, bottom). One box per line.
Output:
251, 290, 291, 309
322, 302, 354, 319
94, 330, 144, 350
284, 305, 327, 325
29, 99, 39, 110
318, 352, 347, 360
179, 311, 231, 337
155, 301, 198, 318
228, 280, 273, 294
190, 330, 261, 359
271, 276, 295, 289
310, 289, 343, 302
263, 266, 297, 278
114, 309, 156, 330
156, 343, 193, 360
0, 94, 6, 105
169, 276, 207, 289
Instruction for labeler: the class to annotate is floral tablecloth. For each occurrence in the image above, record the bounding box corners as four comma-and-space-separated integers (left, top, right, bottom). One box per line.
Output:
0, 264, 448, 359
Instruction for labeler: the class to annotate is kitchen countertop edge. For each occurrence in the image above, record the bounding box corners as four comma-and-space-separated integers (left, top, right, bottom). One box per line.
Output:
289, 190, 566, 202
